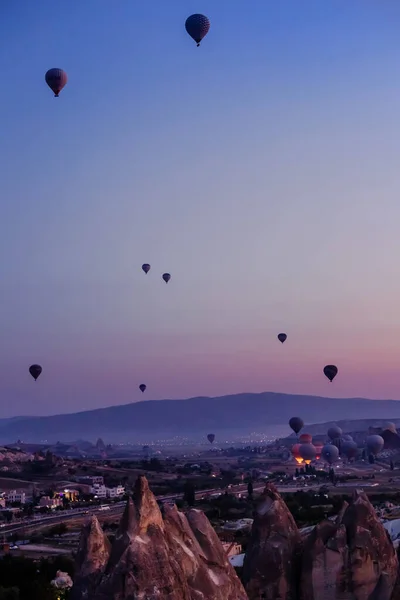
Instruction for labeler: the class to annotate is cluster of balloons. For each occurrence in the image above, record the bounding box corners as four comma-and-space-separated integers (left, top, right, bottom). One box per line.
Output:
38, 12, 344, 420
289, 416, 386, 467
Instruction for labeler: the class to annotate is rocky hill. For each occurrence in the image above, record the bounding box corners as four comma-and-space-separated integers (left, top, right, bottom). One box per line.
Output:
4, 391, 400, 442
71, 478, 400, 600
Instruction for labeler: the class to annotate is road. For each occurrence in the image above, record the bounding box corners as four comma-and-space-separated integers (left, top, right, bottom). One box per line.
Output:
1, 481, 322, 539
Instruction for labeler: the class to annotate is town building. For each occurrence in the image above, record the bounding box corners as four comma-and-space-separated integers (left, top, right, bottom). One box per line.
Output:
78, 476, 104, 486
90, 484, 107, 498
5, 490, 26, 504
39, 496, 62, 509
107, 485, 125, 498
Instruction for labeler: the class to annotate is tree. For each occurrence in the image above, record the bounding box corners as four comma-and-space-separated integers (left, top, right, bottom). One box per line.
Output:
183, 481, 196, 507
0, 587, 19, 600
247, 481, 253, 499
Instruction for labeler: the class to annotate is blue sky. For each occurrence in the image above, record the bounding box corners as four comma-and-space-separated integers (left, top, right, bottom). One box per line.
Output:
2, 1, 400, 416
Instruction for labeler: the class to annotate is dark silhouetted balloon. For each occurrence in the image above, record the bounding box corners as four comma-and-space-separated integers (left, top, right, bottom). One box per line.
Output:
142, 264, 150, 274
299, 443, 316, 463
327, 425, 342, 441
323, 364, 338, 382
366, 434, 384, 456
342, 440, 358, 460
139, 384, 146, 393
185, 14, 210, 46
321, 444, 339, 464
289, 417, 304, 435
207, 434, 215, 444
291, 443, 302, 464
277, 333, 287, 344
29, 364, 42, 381
45, 69, 67, 97
299, 433, 312, 444
162, 273, 171, 283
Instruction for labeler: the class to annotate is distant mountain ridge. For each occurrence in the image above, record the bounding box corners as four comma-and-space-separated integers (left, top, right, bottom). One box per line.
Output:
2, 391, 400, 443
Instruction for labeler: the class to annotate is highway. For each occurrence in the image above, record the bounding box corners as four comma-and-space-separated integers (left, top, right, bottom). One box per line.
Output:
1, 481, 321, 539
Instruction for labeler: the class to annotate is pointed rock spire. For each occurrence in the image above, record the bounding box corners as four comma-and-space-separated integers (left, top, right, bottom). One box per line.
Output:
70, 516, 110, 599
243, 483, 301, 600
71, 476, 247, 600
133, 475, 164, 534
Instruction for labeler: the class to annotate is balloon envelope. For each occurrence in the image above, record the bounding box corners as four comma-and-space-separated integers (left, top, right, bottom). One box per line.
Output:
291, 443, 302, 464
327, 425, 343, 440
383, 422, 397, 434
29, 364, 42, 381
366, 434, 384, 456
299, 443, 316, 463
142, 264, 150, 274
314, 443, 323, 459
207, 434, 215, 444
323, 364, 338, 382
185, 14, 210, 46
342, 440, 358, 460
321, 444, 339, 464
45, 68, 67, 97
277, 333, 287, 344
162, 273, 171, 283
289, 417, 304, 435
139, 384, 146, 393
299, 433, 312, 444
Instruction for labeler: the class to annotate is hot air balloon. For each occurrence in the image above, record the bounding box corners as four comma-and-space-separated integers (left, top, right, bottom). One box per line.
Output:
299, 443, 316, 464
366, 434, 384, 456
277, 333, 287, 344
291, 443, 303, 464
323, 364, 338, 382
327, 425, 343, 441
314, 443, 323, 460
342, 440, 358, 460
207, 434, 215, 444
142, 264, 151, 274
342, 434, 353, 442
139, 384, 146, 393
162, 273, 171, 283
383, 422, 397, 434
45, 69, 67, 97
185, 14, 210, 46
321, 444, 339, 464
299, 433, 312, 444
29, 364, 42, 381
289, 417, 304, 435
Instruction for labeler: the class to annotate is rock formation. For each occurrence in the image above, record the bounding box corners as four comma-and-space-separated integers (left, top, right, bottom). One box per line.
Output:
71, 515, 111, 599
242, 483, 301, 600
71, 476, 247, 600
299, 490, 398, 600
72, 480, 400, 600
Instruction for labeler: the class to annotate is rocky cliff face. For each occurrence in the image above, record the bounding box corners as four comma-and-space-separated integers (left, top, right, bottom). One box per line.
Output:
242, 483, 302, 600
71, 476, 247, 600
299, 490, 398, 600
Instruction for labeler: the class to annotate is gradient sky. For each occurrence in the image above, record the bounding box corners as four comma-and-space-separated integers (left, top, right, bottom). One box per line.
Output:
2, 1, 400, 416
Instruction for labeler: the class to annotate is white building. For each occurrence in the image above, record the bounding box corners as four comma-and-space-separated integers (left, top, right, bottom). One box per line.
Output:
6, 490, 26, 504
107, 485, 125, 498
90, 484, 107, 499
